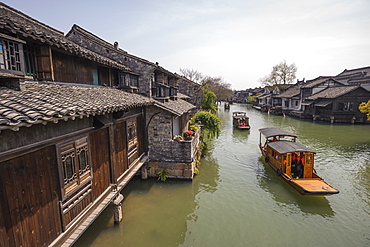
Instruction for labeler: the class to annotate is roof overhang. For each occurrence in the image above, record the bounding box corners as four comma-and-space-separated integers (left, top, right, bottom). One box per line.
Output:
315, 100, 333, 107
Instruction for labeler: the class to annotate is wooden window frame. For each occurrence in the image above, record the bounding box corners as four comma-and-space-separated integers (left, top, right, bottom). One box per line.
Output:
56, 136, 93, 199
0, 34, 26, 76
127, 118, 138, 153
127, 118, 139, 166
23, 44, 36, 76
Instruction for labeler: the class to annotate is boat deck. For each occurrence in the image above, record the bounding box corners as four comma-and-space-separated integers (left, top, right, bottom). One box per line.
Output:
292, 178, 338, 194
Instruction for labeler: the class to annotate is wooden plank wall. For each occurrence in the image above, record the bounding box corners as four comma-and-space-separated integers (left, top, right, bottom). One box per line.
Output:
137, 114, 147, 155
52, 51, 93, 84
113, 121, 128, 180
90, 128, 112, 200
0, 146, 62, 247
0, 195, 7, 247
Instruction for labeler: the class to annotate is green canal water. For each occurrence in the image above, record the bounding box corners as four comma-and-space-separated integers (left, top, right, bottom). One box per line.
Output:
74, 104, 370, 247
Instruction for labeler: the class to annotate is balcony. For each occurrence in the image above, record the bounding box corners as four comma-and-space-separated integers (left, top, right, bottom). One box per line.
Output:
170, 129, 201, 162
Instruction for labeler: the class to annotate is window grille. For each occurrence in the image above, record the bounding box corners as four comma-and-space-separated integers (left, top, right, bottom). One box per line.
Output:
58, 137, 92, 197
0, 38, 23, 73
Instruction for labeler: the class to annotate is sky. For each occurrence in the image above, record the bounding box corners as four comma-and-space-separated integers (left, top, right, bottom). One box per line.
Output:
4, 0, 370, 89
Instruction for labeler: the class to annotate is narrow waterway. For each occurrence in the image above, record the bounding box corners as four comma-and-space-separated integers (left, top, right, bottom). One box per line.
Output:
74, 104, 370, 247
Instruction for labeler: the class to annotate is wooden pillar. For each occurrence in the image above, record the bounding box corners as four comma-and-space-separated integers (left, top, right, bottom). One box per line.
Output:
141, 164, 148, 179
108, 124, 116, 183
113, 194, 124, 224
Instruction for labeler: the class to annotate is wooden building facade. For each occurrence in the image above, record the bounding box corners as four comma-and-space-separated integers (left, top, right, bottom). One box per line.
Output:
0, 3, 155, 246
0, 3, 201, 246
0, 83, 153, 247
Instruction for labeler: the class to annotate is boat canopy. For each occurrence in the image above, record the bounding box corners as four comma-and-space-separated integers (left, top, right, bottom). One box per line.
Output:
268, 140, 316, 154
259, 128, 297, 138
233, 111, 248, 117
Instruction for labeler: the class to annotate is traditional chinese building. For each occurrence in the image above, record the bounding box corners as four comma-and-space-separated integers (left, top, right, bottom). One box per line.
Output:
0, 3, 201, 247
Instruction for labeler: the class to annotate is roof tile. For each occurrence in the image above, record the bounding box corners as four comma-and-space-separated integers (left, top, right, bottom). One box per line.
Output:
0, 82, 154, 131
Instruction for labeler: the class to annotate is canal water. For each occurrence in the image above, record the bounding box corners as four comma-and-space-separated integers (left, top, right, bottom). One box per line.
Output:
74, 104, 370, 247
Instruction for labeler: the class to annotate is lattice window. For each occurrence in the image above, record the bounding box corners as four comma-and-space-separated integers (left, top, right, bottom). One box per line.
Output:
0, 38, 24, 74
61, 146, 77, 188
58, 137, 92, 196
127, 120, 137, 146
127, 119, 138, 166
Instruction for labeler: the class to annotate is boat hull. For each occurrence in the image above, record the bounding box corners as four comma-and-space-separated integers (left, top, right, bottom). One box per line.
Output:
236, 126, 250, 130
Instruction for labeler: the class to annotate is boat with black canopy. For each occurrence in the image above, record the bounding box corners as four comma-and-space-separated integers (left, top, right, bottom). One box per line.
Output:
258, 127, 339, 195
233, 112, 250, 130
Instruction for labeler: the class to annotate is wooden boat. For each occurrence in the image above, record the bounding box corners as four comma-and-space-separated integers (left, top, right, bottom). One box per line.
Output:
224, 103, 230, 110
258, 128, 339, 195
232, 112, 250, 130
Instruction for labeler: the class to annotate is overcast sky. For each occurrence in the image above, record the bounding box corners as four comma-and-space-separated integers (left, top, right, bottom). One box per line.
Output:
4, 0, 370, 89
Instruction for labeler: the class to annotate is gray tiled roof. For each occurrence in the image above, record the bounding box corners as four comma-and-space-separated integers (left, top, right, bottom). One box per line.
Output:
177, 93, 190, 99
301, 77, 334, 88
0, 82, 154, 131
274, 86, 300, 98
66, 24, 178, 78
0, 3, 130, 72
335, 66, 370, 78
155, 98, 196, 116
306, 85, 359, 100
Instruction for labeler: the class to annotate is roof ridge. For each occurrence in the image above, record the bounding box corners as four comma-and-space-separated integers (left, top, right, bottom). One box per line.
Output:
0, 2, 64, 36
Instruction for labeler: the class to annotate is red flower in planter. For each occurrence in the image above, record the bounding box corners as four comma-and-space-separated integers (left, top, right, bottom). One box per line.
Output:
185, 130, 194, 136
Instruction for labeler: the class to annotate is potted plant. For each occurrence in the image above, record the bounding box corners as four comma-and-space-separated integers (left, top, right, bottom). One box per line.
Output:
189, 124, 199, 132
183, 130, 194, 140
173, 135, 184, 141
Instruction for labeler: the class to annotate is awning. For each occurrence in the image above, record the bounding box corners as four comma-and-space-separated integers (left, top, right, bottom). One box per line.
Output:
315, 100, 333, 107
301, 101, 313, 106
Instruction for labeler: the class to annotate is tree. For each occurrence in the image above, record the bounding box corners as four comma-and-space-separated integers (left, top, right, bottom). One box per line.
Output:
179, 68, 204, 84
200, 88, 217, 114
202, 76, 233, 101
191, 111, 221, 138
359, 100, 370, 120
179, 68, 233, 101
259, 61, 297, 86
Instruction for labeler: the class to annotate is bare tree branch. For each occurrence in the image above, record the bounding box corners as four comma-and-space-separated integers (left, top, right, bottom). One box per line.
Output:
260, 61, 297, 86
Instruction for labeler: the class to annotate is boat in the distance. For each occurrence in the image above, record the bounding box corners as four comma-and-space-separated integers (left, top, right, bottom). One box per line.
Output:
224, 102, 230, 110
233, 112, 250, 130
258, 127, 339, 195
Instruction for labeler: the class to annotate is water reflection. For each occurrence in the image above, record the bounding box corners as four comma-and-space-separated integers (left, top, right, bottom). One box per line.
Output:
232, 128, 250, 142
256, 157, 335, 217
355, 159, 370, 215
195, 153, 221, 194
